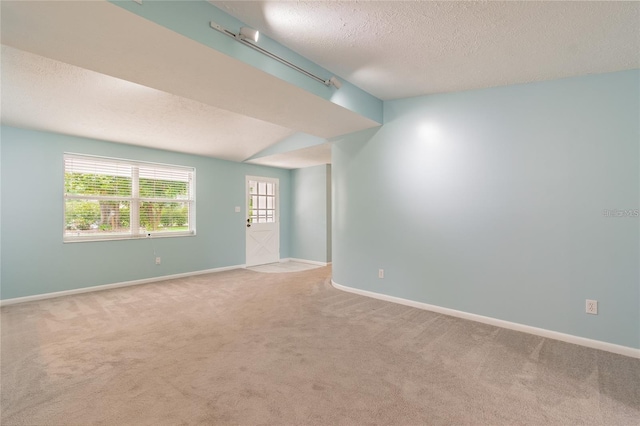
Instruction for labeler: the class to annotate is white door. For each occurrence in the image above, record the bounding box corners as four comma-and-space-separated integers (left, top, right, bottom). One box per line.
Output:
246, 176, 280, 267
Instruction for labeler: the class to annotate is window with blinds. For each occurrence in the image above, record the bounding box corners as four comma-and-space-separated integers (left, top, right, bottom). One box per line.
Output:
64, 153, 195, 242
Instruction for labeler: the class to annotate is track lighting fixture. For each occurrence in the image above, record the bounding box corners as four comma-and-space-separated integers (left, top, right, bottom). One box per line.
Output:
239, 27, 259, 43
210, 21, 342, 90
327, 76, 342, 89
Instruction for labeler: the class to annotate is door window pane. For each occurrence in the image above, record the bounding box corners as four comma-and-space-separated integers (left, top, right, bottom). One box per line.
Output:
248, 179, 276, 224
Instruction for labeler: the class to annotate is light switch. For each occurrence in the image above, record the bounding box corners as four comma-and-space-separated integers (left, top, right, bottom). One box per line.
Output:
235, 206, 241, 213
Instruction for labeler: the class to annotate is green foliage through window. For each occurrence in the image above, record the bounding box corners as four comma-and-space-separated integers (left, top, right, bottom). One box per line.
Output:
64, 154, 195, 241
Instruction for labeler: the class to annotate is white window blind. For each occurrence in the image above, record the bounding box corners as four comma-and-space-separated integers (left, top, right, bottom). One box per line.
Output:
64, 153, 195, 241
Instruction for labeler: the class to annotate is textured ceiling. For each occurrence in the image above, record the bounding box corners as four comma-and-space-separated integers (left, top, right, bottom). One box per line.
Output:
212, 1, 640, 100
2, 1, 638, 168
1, 45, 295, 162
0, 1, 378, 168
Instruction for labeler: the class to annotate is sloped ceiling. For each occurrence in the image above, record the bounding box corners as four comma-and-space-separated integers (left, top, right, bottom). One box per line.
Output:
0, 1, 378, 167
1, 45, 296, 162
2, 1, 638, 167
246, 142, 332, 169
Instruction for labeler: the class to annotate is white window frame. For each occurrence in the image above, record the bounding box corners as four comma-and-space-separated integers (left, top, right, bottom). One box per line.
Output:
247, 177, 278, 224
63, 153, 196, 242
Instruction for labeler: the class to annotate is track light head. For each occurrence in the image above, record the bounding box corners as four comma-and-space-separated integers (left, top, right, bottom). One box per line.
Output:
239, 27, 259, 42
328, 76, 342, 89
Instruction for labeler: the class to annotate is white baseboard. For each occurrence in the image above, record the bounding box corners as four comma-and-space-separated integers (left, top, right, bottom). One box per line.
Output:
0, 265, 245, 307
331, 280, 640, 359
281, 258, 331, 267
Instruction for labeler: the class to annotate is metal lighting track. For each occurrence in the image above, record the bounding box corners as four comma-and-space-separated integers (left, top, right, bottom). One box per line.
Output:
210, 21, 332, 87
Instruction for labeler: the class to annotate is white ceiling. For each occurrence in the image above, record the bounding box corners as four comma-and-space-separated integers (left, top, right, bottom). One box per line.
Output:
2, 1, 638, 168
1, 45, 295, 162
246, 142, 332, 169
0, 1, 378, 167
212, 1, 640, 100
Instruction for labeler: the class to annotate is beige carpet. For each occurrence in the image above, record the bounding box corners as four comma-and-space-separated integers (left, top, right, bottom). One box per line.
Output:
1, 266, 638, 425
247, 260, 322, 273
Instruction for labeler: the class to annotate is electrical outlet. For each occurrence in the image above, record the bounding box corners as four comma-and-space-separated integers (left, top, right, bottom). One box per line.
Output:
586, 299, 598, 315
155, 257, 161, 265
378, 269, 384, 279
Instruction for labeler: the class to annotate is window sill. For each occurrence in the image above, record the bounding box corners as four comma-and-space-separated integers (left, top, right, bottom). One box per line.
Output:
63, 231, 196, 243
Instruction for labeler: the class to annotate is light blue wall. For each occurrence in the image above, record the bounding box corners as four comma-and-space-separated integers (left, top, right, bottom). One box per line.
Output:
110, 0, 383, 124
0, 126, 291, 300
333, 70, 640, 349
291, 164, 331, 263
